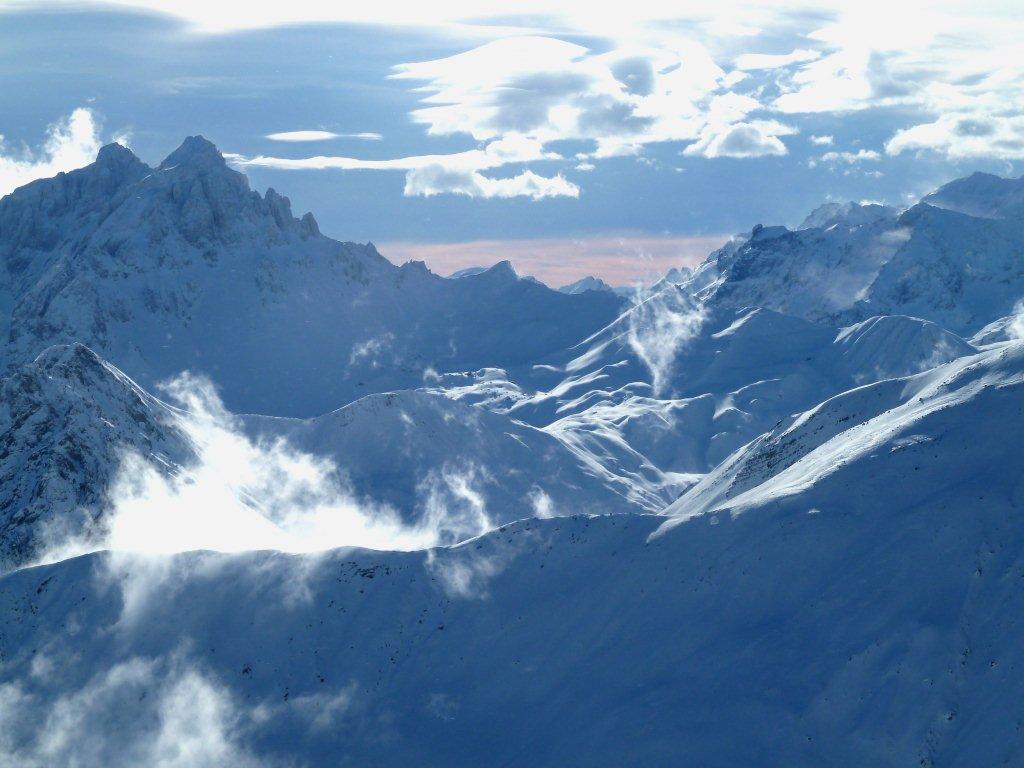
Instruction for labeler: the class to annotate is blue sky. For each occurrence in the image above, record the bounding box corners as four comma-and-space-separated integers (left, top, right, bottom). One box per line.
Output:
1, 1, 1022, 284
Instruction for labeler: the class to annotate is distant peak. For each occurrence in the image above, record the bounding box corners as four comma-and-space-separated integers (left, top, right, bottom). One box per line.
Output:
489, 260, 518, 277
449, 266, 489, 279
922, 170, 1024, 219
559, 275, 614, 294
95, 142, 140, 167
159, 135, 226, 170
799, 201, 897, 231
400, 259, 430, 272
448, 260, 519, 284
300, 211, 319, 237
750, 223, 789, 242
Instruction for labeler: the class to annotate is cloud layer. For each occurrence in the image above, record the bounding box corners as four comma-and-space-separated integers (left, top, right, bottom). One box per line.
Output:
221, 2, 1024, 196
4, 3, 1023, 204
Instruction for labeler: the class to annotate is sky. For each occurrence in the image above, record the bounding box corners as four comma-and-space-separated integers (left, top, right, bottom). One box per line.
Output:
0, 0, 1022, 285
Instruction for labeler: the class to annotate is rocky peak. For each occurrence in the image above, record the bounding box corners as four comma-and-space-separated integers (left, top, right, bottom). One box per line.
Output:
799, 201, 898, 231
299, 211, 320, 237
158, 135, 227, 171
95, 142, 142, 169
749, 224, 789, 242
483, 260, 519, 280
922, 171, 1024, 219
559, 276, 614, 295
18, 344, 147, 404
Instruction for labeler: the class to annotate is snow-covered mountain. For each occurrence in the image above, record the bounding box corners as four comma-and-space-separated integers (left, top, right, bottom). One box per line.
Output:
922, 171, 1024, 219
0, 344, 193, 569
243, 388, 644, 528
3, 154, 1024, 765
659, 339, 1024, 529
798, 200, 899, 230
499, 295, 974, 492
558, 275, 616, 295
447, 266, 489, 279
0, 138, 623, 417
4, 337, 1024, 764
0, 343, 650, 570
680, 191, 1024, 335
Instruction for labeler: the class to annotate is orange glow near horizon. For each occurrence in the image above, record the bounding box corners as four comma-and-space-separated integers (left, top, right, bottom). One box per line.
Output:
376, 235, 730, 287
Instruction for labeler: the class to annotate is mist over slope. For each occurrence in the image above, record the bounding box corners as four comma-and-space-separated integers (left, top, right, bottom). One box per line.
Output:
3, 144, 1024, 764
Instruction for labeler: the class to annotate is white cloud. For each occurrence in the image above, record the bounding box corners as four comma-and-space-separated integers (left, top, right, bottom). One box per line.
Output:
684, 120, 795, 159
1007, 301, 1024, 341
348, 332, 396, 366
774, 49, 881, 114
47, 0, 1022, 189
0, 108, 117, 198
734, 48, 820, 71
265, 130, 382, 141
765, 4, 1024, 161
232, 131, 571, 199
818, 149, 881, 164
230, 31, 785, 195
391, 36, 727, 150
885, 114, 1024, 160
388, 37, 806, 169
404, 166, 579, 199
267, 130, 339, 141
232, 133, 553, 172
211, 2, 1024, 192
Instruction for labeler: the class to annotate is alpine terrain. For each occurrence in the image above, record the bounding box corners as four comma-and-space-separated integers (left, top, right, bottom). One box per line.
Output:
2, 139, 1024, 766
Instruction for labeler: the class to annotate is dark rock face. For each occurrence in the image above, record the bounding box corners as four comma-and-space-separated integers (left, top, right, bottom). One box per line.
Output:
0, 344, 191, 569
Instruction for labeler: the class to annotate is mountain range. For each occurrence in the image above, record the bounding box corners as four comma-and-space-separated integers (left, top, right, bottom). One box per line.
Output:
2, 139, 1024, 766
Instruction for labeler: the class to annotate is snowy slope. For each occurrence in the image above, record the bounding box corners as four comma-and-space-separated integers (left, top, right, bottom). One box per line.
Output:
799, 200, 899, 230
922, 171, 1024, 219
834, 314, 976, 383
503, 294, 974, 497
681, 207, 905, 324
677, 178, 1024, 336
0, 345, 646, 570
3, 156, 1024, 767
243, 388, 644, 529
0, 139, 623, 416
5, 365, 1024, 768
853, 203, 1024, 334
659, 340, 1024, 529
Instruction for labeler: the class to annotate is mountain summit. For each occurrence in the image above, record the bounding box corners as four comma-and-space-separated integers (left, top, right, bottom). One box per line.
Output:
0, 140, 623, 416
158, 134, 226, 169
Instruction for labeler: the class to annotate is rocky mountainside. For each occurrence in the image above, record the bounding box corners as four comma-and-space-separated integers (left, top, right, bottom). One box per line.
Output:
0, 344, 193, 569
0, 138, 623, 416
